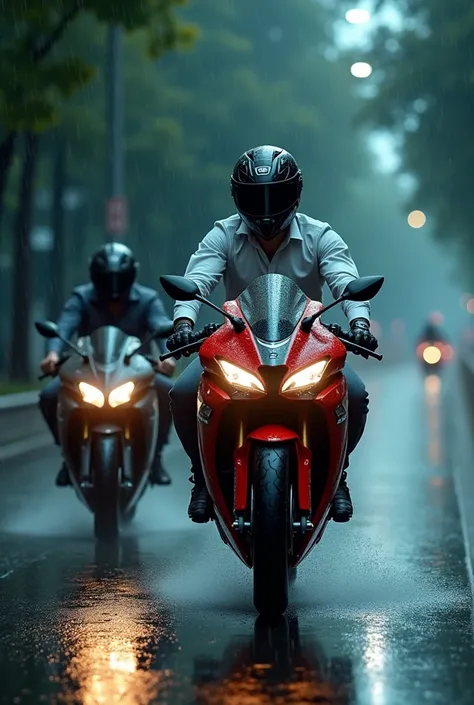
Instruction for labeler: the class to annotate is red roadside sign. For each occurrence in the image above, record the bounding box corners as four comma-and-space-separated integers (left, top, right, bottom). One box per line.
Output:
106, 196, 128, 234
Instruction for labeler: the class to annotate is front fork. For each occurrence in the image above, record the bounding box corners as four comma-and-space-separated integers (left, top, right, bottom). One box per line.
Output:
232, 419, 314, 536
79, 422, 133, 486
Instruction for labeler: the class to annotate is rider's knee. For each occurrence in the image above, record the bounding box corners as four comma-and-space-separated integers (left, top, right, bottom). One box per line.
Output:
349, 378, 369, 416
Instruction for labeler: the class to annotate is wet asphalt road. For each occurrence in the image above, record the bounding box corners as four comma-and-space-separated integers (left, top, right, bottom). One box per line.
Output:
0, 363, 473, 705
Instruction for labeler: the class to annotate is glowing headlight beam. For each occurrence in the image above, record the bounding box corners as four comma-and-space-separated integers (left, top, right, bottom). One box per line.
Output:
422, 346, 442, 365
281, 360, 328, 393
109, 381, 135, 408
217, 359, 265, 392
78, 382, 105, 408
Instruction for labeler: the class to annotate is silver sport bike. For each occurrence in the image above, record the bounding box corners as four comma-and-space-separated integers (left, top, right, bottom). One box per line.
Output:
35, 320, 173, 541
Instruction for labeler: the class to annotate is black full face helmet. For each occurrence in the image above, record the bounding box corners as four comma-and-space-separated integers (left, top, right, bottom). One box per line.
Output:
89, 242, 138, 300
230, 145, 303, 240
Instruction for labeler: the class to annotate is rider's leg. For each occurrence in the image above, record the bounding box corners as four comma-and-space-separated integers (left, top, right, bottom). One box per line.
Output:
38, 378, 70, 486
169, 357, 211, 522
149, 373, 174, 485
332, 362, 369, 522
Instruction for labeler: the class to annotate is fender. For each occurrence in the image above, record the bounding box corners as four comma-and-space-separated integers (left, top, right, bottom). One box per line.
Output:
234, 425, 311, 514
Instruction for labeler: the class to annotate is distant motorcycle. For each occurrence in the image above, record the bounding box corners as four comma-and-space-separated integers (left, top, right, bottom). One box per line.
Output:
35, 321, 172, 541
160, 271, 383, 617
416, 339, 454, 375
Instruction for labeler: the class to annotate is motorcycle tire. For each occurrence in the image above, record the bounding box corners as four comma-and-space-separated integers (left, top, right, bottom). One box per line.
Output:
252, 442, 292, 617
92, 434, 120, 542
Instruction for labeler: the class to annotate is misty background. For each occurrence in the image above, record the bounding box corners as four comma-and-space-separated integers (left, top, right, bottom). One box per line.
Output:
0, 0, 469, 384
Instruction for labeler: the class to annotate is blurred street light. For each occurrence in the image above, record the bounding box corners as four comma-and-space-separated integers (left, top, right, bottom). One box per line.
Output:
467, 298, 474, 314
350, 62, 372, 78
407, 210, 426, 228
460, 293, 473, 308
345, 9, 371, 24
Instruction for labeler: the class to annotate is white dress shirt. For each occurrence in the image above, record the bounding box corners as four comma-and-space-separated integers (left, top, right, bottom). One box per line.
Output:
174, 213, 370, 325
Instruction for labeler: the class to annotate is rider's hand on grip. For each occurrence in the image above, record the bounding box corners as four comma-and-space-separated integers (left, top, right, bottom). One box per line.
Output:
349, 319, 378, 353
166, 322, 196, 359
324, 322, 344, 337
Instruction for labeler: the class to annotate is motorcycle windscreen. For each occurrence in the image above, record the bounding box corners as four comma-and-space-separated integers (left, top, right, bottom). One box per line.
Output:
237, 273, 308, 342
88, 326, 131, 365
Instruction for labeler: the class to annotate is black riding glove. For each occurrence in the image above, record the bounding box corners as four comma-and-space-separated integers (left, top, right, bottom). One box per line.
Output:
350, 318, 378, 352
166, 321, 196, 359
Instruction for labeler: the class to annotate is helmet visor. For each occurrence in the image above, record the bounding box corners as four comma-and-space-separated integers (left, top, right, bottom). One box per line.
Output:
233, 177, 299, 218
94, 271, 134, 299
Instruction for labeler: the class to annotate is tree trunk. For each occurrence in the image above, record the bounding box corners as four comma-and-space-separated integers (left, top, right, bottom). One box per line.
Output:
49, 134, 65, 320
0, 131, 17, 235
9, 132, 39, 381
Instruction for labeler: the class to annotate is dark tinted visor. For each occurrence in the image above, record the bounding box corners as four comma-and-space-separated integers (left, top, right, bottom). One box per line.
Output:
96, 271, 132, 298
233, 177, 299, 217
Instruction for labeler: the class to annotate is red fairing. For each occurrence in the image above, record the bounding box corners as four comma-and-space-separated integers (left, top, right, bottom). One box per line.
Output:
199, 300, 263, 376
195, 293, 355, 570
284, 300, 346, 377
234, 442, 250, 513
296, 442, 312, 513
247, 425, 299, 442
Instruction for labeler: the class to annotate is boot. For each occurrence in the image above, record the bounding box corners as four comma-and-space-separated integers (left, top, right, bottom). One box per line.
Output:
55, 461, 71, 487
149, 452, 171, 485
188, 474, 213, 523
331, 471, 353, 522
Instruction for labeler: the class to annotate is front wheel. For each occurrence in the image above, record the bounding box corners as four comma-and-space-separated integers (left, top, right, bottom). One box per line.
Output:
252, 443, 292, 617
92, 434, 120, 542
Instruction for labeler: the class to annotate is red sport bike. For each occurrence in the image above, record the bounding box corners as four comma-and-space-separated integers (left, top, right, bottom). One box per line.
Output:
160, 272, 383, 617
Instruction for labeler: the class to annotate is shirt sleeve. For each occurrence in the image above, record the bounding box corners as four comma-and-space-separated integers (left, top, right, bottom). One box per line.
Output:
147, 295, 173, 354
46, 293, 83, 354
174, 222, 229, 325
317, 226, 371, 323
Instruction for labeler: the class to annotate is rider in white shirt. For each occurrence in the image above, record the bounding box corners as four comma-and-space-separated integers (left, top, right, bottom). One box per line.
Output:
166, 145, 378, 523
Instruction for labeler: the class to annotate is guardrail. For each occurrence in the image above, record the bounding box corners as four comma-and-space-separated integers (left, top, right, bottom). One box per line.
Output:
0, 391, 47, 447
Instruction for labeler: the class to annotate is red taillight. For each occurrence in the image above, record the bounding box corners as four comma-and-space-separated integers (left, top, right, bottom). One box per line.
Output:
441, 343, 454, 361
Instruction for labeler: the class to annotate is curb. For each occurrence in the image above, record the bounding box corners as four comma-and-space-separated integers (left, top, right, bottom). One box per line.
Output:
450, 357, 474, 599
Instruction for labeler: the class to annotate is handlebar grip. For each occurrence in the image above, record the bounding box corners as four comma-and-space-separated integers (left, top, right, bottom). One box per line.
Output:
38, 354, 70, 381
160, 337, 207, 362
338, 336, 383, 361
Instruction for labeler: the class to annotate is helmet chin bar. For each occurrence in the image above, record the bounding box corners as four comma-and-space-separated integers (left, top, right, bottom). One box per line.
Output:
241, 206, 298, 241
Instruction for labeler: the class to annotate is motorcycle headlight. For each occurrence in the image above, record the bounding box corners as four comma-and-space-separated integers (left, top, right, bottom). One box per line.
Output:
281, 359, 328, 394
109, 381, 135, 408
78, 382, 105, 408
422, 345, 442, 364
217, 359, 265, 392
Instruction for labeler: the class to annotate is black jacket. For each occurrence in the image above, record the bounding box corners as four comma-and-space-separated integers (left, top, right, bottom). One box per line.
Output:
46, 283, 171, 355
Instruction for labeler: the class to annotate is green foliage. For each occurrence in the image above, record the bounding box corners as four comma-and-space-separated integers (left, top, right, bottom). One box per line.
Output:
6, 0, 383, 309
352, 0, 474, 278
0, 0, 194, 133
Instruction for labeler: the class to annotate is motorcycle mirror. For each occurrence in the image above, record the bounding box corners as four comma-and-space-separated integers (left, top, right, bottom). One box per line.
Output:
35, 320, 60, 339
160, 274, 246, 333
35, 320, 89, 362
160, 275, 199, 302
301, 274, 384, 333
342, 276, 384, 302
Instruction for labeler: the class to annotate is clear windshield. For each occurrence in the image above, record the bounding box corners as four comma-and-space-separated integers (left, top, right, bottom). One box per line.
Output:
87, 327, 131, 365
237, 274, 308, 342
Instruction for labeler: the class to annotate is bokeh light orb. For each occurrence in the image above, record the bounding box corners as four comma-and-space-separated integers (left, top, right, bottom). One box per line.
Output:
408, 210, 426, 228
350, 62, 373, 78
345, 9, 371, 24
